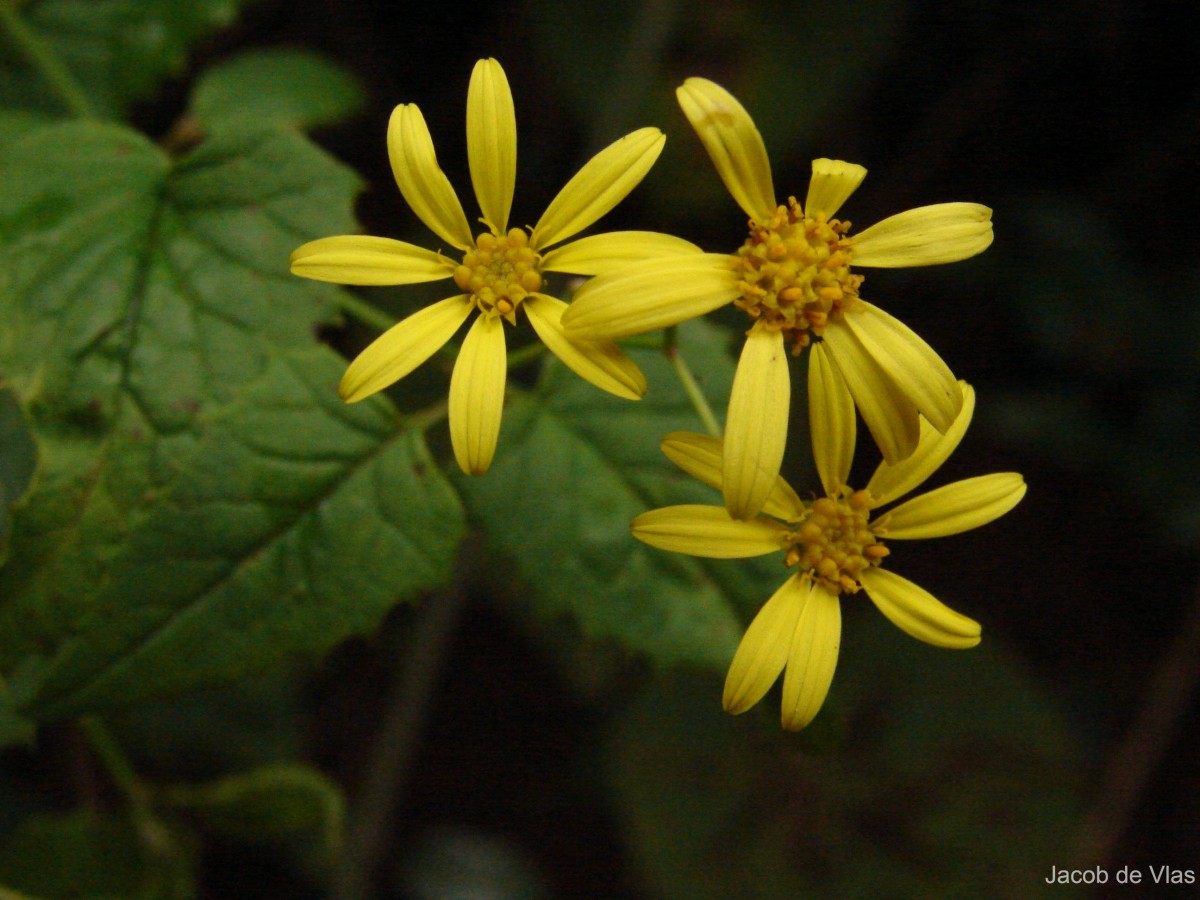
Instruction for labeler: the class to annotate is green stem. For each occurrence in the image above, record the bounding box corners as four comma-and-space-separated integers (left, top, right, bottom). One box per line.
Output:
80, 716, 145, 806
664, 327, 722, 438
506, 341, 546, 371
0, 2, 96, 119
332, 291, 398, 334
81, 716, 187, 871
402, 398, 448, 433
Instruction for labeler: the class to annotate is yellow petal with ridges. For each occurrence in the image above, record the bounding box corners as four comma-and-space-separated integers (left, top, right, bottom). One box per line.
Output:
659, 432, 806, 522
676, 78, 775, 223
723, 573, 806, 715
780, 581, 841, 730
290, 235, 455, 285
541, 231, 702, 276
524, 294, 646, 400
842, 301, 961, 433
804, 158, 867, 219
808, 342, 856, 496
866, 382, 975, 506
466, 58, 516, 235
562, 253, 739, 340
387, 104, 474, 251
339, 295, 473, 402
861, 568, 981, 649
852, 202, 993, 268
723, 327, 790, 520
821, 323, 920, 464
531, 128, 664, 250
449, 314, 507, 475
873, 473, 1026, 540
632, 505, 784, 558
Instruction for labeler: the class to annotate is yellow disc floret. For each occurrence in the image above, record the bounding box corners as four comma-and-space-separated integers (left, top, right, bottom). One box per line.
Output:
733, 198, 864, 354
780, 490, 889, 595
453, 227, 543, 321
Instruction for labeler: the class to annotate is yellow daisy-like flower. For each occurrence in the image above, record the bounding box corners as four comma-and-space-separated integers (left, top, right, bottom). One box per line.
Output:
631, 376, 1025, 730
291, 58, 696, 475
563, 77, 993, 518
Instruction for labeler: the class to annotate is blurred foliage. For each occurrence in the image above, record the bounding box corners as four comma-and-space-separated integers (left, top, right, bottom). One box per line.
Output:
0, 0, 1195, 896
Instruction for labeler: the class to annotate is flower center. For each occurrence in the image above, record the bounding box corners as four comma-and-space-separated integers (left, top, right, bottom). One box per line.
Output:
453, 227, 543, 319
733, 198, 864, 354
780, 490, 889, 595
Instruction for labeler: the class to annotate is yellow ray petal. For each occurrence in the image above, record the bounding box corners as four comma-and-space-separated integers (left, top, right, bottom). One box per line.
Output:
387, 104, 474, 251
808, 342, 856, 496
339, 295, 473, 402
562, 253, 739, 340
780, 581, 841, 730
540, 231, 702, 276
531, 128, 665, 250
866, 382, 975, 506
290, 235, 455, 285
873, 473, 1026, 540
659, 432, 806, 522
820, 323, 920, 464
723, 573, 806, 715
842, 301, 962, 433
466, 58, 516, 235
860, 568, 981, 649
449, 314, 507, 475
852, 202, 993, 268
524, 293, 646, 400
804, 158, 867, 219
676, 78, 775, 223
632, 504, 785, 558
723, 327, 790, 520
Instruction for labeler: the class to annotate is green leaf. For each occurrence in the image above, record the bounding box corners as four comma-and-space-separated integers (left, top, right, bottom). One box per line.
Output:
0, 809, 194, 899
607, 617, 1085, 897
0, 0, 244, 119
21, 347, 466, 719
0, 119, 360, 678
162, 762, 344, 850
460, 321, 782, 670
190, 48, 366, 132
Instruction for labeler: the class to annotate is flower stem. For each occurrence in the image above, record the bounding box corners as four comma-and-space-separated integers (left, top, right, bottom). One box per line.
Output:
0, 2, 96, 119
506, 341, 546, 371
664, 327, 722, 438
332, 291, 398, 334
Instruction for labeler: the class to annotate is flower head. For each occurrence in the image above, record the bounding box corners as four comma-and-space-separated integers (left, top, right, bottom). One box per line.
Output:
291, 58, 695, 475
564, 77, 993, 518
630, 379, 1025, 730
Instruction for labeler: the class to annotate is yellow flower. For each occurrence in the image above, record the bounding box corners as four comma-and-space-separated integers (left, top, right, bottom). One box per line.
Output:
291, 58, 696, 475
563, 77, 993, 518
630, 378, 1025, 730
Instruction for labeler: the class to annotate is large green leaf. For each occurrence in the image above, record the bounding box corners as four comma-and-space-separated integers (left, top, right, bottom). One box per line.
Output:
190, 48, 366, 132
460, 322, 785, 671
0, 0, 244, 118
0, 119, 357, 665
0, 119, 466, 717
21, 347, 466, 719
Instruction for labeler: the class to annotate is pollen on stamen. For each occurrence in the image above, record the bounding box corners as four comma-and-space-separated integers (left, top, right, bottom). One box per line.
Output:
781, 489, 887, 595
453, 227, 543, 319
732, 198, 864, 353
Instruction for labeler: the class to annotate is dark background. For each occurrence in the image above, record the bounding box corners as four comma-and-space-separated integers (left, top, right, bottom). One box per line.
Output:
114, 0, 1200, 895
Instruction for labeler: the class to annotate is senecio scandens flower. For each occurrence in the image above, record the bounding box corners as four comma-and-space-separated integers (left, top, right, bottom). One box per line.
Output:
631, 378, 1025, 730
563, 77, 993, 519
291, 59, 694, 475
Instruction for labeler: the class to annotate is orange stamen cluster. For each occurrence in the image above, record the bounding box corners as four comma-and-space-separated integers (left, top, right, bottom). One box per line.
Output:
781, 490, 889, 595
733, 198, 863, 354
453, 227, 543, 321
